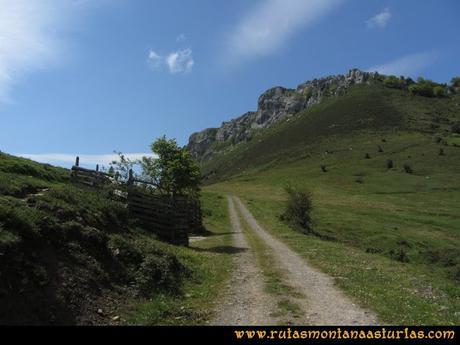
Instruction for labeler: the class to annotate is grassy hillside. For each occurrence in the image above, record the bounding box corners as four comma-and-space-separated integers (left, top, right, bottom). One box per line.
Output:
203, 84, 460, 324
0, 152, 232, 325
203, 83, 460, 182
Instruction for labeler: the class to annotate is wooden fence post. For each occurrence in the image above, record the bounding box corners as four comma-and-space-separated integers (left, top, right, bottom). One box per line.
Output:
128, 169, 134, 185
96, 164, 99, 172
75, 156, 80, 167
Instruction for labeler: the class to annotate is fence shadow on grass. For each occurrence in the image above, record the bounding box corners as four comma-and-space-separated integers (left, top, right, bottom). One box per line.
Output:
190, 245, 247, 255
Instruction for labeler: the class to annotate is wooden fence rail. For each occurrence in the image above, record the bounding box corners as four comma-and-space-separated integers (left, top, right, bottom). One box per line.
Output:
70, 156, 202, 246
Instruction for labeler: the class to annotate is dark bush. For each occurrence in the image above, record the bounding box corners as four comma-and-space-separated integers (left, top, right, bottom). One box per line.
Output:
386, 159, 394, 169
383, 76, 406, 89
451, 122, 460, 134
135, 253, 185, 297
433, 86, 446, 98
320, 165, 327, 172
366, 247, 383, 254
389, 249, 410, 263
403, 164, 413, 174
452, 266, 460, 281
409, 83, 433, 97
397, 239, 412, 248
423, 249, 459, 267
280, 185, 313, 233
0, 203, 41, 237
108, 235, 143, 266
409, 78, 446, 98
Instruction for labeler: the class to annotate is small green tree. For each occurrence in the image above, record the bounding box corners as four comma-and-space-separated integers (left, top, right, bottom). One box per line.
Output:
433, 86, 446, 98
110, 151, 139, 180
405, 77, 415, 85
409, 82, 434, 97
141, 136, 201, 197
386, 159, 394, 169
409, 78, 446, 98
383, 76, 405, 89
280, 185, 313, 233
451, 77, 460, 88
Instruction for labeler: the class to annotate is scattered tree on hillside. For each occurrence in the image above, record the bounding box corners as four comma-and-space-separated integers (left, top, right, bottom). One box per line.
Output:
433, 86, 446, 98
386, 159, 394, 169
451, 77, 460, 88
408, 77, 446, 98
141, 136, 201, 197
403, 163, 413, 174
383, 75, 406, 89
280, 185, 313, 233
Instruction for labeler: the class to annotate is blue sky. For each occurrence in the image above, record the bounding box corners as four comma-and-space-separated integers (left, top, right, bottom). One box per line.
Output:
1, 0, 459, 168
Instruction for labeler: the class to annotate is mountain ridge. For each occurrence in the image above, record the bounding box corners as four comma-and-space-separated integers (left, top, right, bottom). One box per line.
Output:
187, 68, 380, 162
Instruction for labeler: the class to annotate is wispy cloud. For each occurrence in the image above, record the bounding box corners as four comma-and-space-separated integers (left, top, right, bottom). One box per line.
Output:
225, 0, 343, 64
148, 50, 163, 69
166, 49, 194, 74
176, 33, 187, 42
366, 8, 391, 29
366, 52, 438, 76
148, 49, 194, 74
0, 0, 97, 104
16, 153, 155, 169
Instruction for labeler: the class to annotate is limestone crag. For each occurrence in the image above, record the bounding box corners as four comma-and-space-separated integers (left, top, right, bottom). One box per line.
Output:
188, 69, 379, 162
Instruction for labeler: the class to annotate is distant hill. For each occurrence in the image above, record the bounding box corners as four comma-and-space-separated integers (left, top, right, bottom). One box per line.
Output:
187, 69, 459, 182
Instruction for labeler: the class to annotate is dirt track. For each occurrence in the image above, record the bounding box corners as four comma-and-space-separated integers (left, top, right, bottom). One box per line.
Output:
211, 197, 278, 325
212, 196, 379, 325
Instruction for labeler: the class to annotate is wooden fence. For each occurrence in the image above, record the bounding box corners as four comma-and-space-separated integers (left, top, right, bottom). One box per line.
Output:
70, 157, 112, 187
70, 156, 203, 246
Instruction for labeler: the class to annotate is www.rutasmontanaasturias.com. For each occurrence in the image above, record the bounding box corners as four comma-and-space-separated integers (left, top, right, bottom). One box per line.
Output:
234, 327, 456, 341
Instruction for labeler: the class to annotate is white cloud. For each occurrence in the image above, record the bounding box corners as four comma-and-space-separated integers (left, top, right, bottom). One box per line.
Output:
366, 8, 391, 29
176, 33, 187, 42
0, 0, 96, 104
148, 50, 163, 70
366, 52, 438, 76
226, 0, 344, 63
147, 48, 194, 74
166, 49, 194, 74
16, 153, 155, 169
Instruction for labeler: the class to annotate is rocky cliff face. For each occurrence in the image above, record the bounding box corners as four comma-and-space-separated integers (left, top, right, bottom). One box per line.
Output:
188, 69, 379, 162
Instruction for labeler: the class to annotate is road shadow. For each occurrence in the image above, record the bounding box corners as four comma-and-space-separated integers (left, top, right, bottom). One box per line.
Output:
207, 231, 238, 237
190, 228, 237, 237
190, 245, 247, 254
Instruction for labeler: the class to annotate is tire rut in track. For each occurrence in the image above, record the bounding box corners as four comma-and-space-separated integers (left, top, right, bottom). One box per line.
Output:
210, 196, 278, 325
